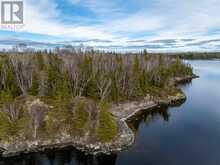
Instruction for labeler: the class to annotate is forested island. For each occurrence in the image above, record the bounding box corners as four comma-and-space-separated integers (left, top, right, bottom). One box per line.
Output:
171, 52, 220, 60
0, 51, 195, 157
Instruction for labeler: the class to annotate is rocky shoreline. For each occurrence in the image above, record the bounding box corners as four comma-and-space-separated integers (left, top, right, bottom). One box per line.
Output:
0, 75, 198, 158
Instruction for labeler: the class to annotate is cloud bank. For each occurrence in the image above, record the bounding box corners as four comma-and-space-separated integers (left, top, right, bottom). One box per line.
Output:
0, 0, 220, 52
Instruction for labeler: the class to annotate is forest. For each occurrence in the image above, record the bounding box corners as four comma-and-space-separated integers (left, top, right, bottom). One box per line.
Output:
0, 51, 193, 143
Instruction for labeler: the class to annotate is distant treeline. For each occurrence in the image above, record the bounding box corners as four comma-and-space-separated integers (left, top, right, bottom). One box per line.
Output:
168, 52, 220, 60
0, 52, 193, 103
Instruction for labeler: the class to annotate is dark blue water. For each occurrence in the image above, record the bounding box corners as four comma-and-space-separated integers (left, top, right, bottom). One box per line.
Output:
116, 60, 220, 165
1, 60, 220, 165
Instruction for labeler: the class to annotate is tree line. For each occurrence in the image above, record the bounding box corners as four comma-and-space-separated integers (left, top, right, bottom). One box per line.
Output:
0, 52, 193, 103
171, 52, 220, 60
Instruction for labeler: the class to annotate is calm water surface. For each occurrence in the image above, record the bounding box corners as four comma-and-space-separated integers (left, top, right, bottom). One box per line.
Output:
1, 60, 220, 165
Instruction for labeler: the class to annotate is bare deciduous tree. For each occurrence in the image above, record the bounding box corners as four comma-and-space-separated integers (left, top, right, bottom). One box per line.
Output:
29, 100, 48, 139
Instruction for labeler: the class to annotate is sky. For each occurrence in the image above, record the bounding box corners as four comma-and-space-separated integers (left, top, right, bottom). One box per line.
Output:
0, 0, 220, 52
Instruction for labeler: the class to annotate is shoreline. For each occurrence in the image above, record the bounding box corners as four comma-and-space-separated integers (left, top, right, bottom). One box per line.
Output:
0, 75, 198, 158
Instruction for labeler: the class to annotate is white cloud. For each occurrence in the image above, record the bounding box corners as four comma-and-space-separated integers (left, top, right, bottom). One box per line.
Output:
102, 11, 162, 33
1, 0, 220, 52
5, 0, 115, 40
150, 0, 220, 38
67, 0, 123, 15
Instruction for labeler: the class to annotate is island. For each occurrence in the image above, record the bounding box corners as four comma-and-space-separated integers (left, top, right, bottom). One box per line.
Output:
0, 51, 196, 157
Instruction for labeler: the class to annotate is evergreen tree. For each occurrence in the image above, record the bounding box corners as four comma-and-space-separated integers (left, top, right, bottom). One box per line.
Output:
143, 49, 148, 56
4, 59, 21, 98
36, 52, 45, 71
28, 72, 39, 96
132, 55, 143, 97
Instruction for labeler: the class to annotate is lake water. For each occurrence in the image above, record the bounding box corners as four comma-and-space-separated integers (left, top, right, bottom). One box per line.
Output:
1, 60, 220, 165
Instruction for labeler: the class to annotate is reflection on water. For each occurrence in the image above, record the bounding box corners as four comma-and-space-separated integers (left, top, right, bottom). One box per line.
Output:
0, 148, 117, 165
127, 107, 170, 133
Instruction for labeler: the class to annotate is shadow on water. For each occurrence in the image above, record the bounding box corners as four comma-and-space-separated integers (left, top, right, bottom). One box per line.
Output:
0, 147, 117, 165
127, 106, 171, 134
127, 97, 186, 134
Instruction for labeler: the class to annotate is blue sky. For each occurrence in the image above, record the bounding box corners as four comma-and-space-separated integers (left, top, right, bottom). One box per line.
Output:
0, 0, 220, 52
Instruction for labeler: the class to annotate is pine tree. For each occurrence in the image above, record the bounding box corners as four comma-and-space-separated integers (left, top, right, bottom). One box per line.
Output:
4, 60, 21, 98
36, 52, 45, 71
55, 70, 71, 100
132, 55, 143, 97
143, 49, 148, 56
78, 55, 93, 97
0, 88, 13, 105
28, 72, 39, 96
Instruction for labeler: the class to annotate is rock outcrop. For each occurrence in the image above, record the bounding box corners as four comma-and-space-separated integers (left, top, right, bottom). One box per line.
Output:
0, 75, 197, 157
